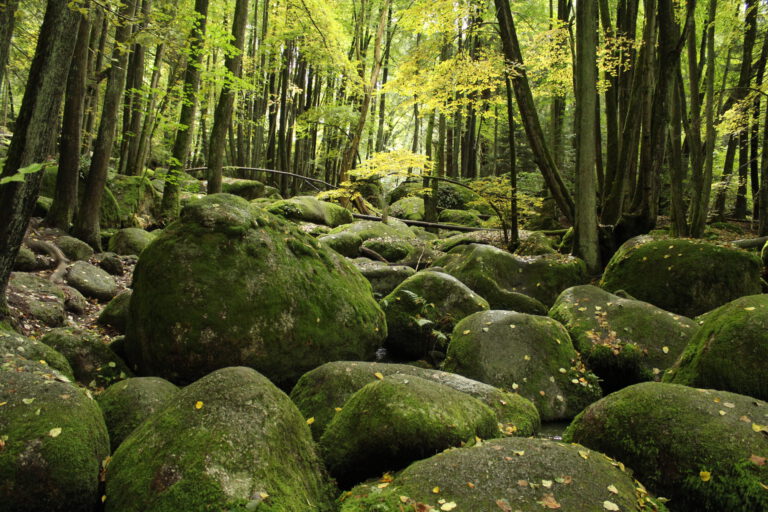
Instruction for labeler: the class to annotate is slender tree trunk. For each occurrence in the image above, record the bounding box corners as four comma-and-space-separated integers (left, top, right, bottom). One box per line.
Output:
505, 75, 519, 250
574, 0, 600, 272
494, 0, 575, 223
159, 0, 210, 222
47, 12, 92, 230
73, 0, 137, 249
133, 43, 165, 174
751, 36, 768, 220
0, 0, 80, 318
82, 11, 107, 154
0, 0, 19, 88
207, 0, 249, 193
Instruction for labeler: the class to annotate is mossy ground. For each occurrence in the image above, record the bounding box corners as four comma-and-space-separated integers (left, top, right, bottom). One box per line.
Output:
564, 382, 768, 511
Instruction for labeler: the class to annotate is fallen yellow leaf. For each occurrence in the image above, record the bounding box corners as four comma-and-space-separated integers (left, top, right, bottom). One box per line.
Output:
579, 450, 590, 460
700, 471, 711, 482
306, 417, 315, 425
48, 427, 62, 438
194, 401, 204, 410
432, 486, 440, 494
441, 502, 457, 511
374, 372, 384, 380
603, 500, 620, 511
607, 484, 618, 494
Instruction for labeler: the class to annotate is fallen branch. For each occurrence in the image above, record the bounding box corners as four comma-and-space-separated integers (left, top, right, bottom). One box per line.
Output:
730, 236, 768, 250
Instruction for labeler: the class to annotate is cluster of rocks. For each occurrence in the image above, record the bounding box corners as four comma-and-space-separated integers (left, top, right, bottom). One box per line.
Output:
3, 191, 767, 511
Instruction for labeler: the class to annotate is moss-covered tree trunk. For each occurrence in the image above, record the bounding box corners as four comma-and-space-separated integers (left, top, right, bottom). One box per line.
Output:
159, 0, 210, 222
73, 0, 137, 249
0, 0, 18, 89
206, 0, 249, 194
47, 12, 92, 230
0, 0, 80, 319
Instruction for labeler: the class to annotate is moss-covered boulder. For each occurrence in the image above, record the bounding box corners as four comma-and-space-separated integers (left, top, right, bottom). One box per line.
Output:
380, 271, 489, 359
95, 252, 125, 276
221, 178, 266, 200
6, 272, 66, 326
125, 194, 386, 387
268, 195, 353, 227
317, 231, 363, 257
0, 327, 74, 379
319, 374, 500, 487
361, 236, 415, 262
390, 180, 484, 212
13, 245, 46, 271
105, 367, 335, 511
434, 243, 585, 309
97, 290, 132, 334
101, 173, 161, 229
41, 327, 132, 389
328, 219, 416, 243
564, 382, 768, 511
515, 231, 558, 256
664, 294, 768, 400
600, 236, 762, 317
353, 260, 416, 297
108, 228, 156, 255
340, 437, 667, 512
438, 208, 483, 227
550, 285, 697, 392
290, 361, 540, 441
64, 261, 118, 301
444, 311, 602, 420
0, 356, 110, 512
55, 235, 94, 261
389, 196, 425, 221
97, 377, 179, 451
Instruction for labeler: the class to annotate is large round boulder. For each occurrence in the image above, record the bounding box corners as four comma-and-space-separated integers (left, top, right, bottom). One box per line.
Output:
664, 294, 768, 400
268, 195, 353, 227
105, 367, 335, 511
56, 235, 94, 261
0, 326, 74, 379
341, 437, 667, 512
7, 272, 66, 326
125, 194, 386, 387
380, 270, 489, 359
352, 260, 415, 297
444, 310, 601, 420
319, 374, 500, 487
97, 377, 179, 451
108, 228, 156, 255
550, 285, 697, 392
600, 236, 762, 317
433, 243, 583, 309
565, 382, 768, 511
0, 356, 110, 512
388, 196, 425, 220
290, 361, 540, 440
65, 261, 118, 301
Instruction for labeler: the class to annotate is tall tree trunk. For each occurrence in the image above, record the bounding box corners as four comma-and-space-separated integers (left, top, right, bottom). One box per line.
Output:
0, 0, 19, 88
133, 43, 165, 175
338, 0, 391, 182
159, 0, 210, 222
73, 0, 137, 249
751, 35, 768, 220
494, 0, 575, 223
689, 0, 718, 237
207, 0, 249, 193
574, 0, 600, 272
0, 0, 80, 318
47, 12, 92, 230
505, 75, 519, 250
82, 11, 107, 154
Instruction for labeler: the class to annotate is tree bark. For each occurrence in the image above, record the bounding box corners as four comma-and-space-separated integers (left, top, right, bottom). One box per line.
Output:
494, 0, 575, 223
159, 0, 210, 221
0, 0, 19, 89
47, 12, 92, 230
207, 0, 249, 194
0, 0, 80, 318
73, 0, 137, 249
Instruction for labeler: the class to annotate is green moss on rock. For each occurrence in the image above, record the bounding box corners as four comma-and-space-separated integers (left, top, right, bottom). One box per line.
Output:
108, 228, 156, 255
221, 179, 266, 200
600, 236, 762, 317
361, 236, 415, 262
7, 272, 66, 326
329, 219, 416, 242
0, 356, 110, 512
125, 194, 386, 388
564, 382, 768, 511
550, 285, 697, 392
105, 367, 335, 512
268, 195, 353, 227
319, 374, 500, 487
380, 271, 489, 359
444, 310, 602, 421
97, 377, 179, 451
290, 361, 540, 441
0, 328, 74, 379
433, 243, 585, 309
55, 236, 94, 261
664, 294, 768, 400
64, 261, 118, 301
41, 327, 132, 389
389, 196, 425, 221
352, 260, 416, 298
340, 437, 666, 512
438, 209, 483, 227
97, 290, 132, 334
